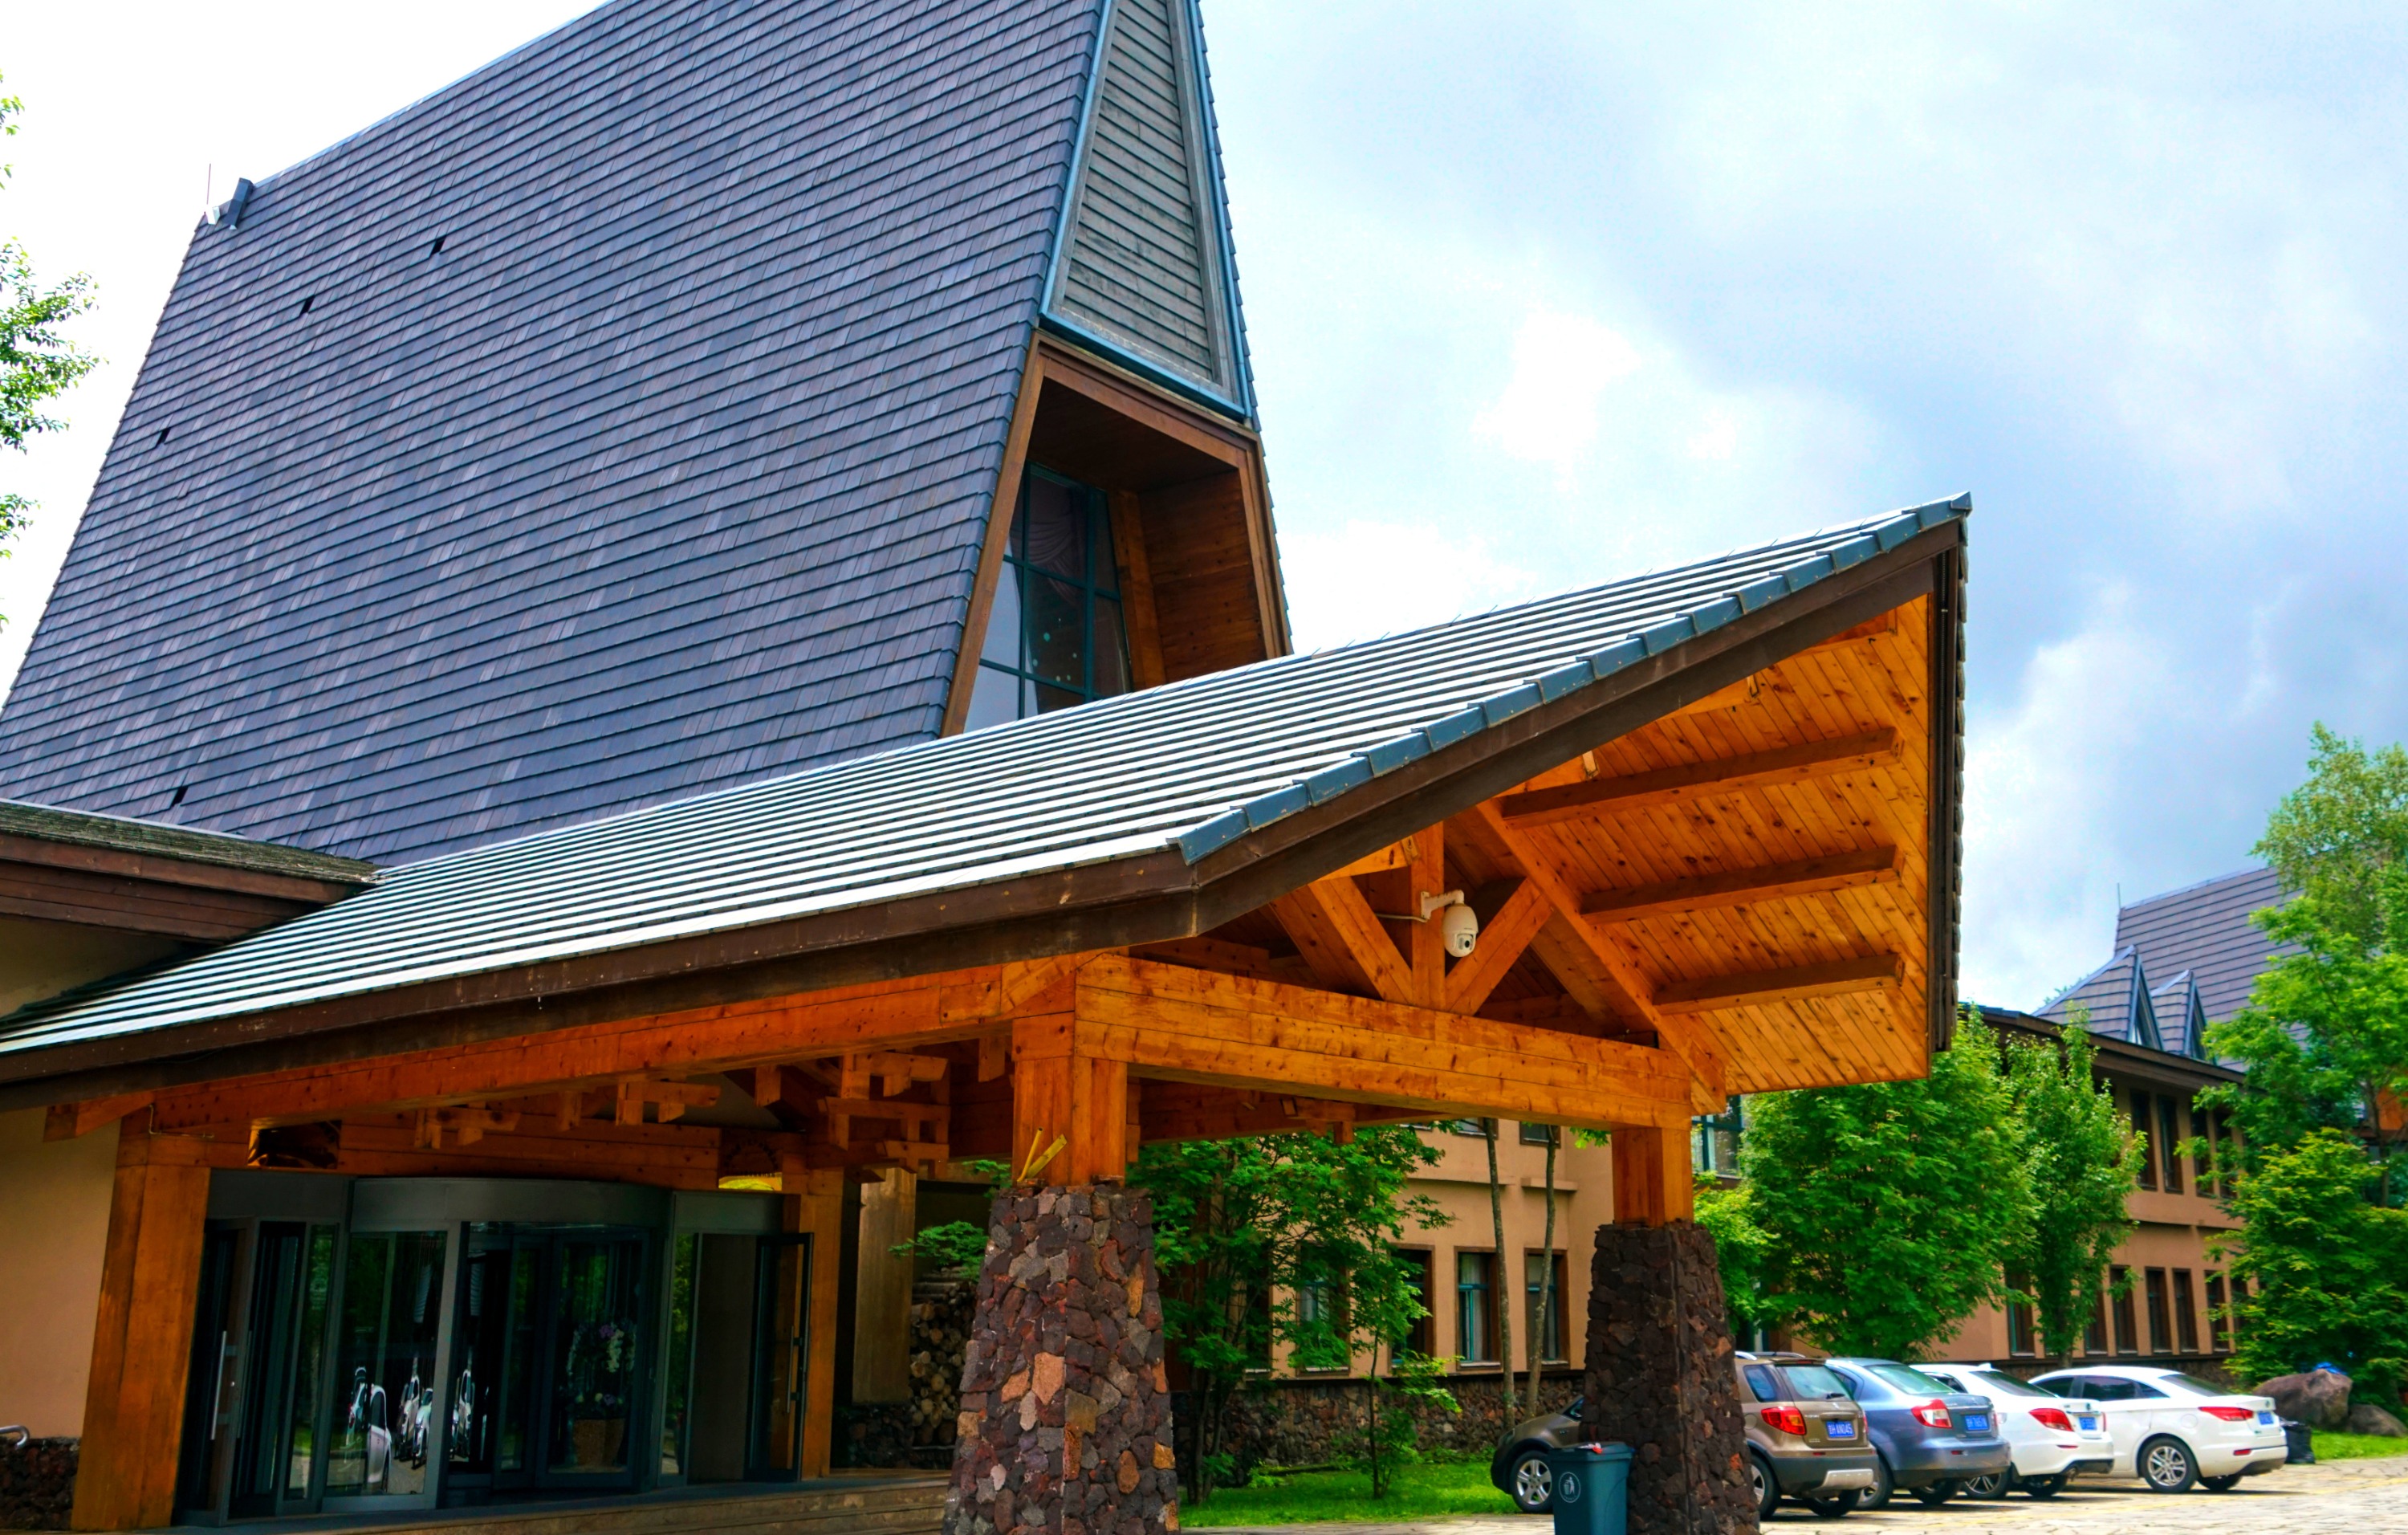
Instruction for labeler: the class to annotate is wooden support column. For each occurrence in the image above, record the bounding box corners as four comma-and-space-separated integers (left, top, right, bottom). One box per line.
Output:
1611, 1125, 1694, 1228
73, 1113, 211, 1532
1011, 1013, 1127, 1185
776, 1157, 844, 1478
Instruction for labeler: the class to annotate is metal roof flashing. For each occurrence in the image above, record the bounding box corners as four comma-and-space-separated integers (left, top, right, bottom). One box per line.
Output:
0, 499, 1969, 1101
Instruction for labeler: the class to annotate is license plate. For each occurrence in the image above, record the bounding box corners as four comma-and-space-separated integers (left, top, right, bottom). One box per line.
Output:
2078, 1416, 2098, 1432
2258, 1411, 2276, 1425
1967, 1414, 1990, 1431
1827, 1421, 1857, 1439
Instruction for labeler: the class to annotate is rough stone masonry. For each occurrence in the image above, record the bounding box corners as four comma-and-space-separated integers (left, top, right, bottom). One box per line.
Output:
1583, 1221, 1758, 1535
946, 1183, 1178, 1535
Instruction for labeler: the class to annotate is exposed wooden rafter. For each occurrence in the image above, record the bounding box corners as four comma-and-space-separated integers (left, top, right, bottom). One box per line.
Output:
1499, 728, 1902, 826
1442, 879, 1548, 1014
1267, 875, 1414, 1004
1579, 845, 1904, 923
1653, 953, 1905, 1016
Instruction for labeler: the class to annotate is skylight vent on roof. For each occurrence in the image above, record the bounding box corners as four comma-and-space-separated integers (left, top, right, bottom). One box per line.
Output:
299, 295, 314, 316
429, 234, 446, 256
154, 428, 169, 446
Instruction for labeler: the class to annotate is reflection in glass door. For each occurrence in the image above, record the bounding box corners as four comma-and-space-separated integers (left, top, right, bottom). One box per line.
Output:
326, 1231, 448, 1500
228, 1224, 339, 1516
549, 1236, 647, 1476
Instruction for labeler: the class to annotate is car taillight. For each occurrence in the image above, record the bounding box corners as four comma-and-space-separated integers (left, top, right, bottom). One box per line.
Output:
2200, 1406, 2254, 1422
2029, 1407, 2073, 1431
1760, 1406, 1808, 1436
1910, 1400, 1953, 1429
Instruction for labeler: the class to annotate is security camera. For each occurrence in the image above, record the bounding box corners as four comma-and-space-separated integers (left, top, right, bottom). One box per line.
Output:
1441, 901, 1479, 959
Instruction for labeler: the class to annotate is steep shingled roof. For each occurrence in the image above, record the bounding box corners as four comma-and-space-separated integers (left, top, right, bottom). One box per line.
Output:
2115, 865, 2296, 1025
2039, 945, 2162, 1050
0, 0, 1137, 865
0, 499, 1968, 1076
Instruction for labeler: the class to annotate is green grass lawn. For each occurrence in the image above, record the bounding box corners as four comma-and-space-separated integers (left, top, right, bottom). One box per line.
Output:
1180, 1460, 1522, 1527
2311, 1430, 2408, 1460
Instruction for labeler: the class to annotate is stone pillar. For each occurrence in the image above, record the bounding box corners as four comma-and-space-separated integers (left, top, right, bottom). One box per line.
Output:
1581, 1221, 1756, 1535
946, 1183, 1176, 1535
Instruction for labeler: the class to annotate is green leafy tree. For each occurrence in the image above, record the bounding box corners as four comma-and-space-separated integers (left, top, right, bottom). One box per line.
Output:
2219, 1129, 2408, 1399
0, 76, 99, 613
1692, 1174, 1775, 1338
2255, 724, 2408, 949
1739, 1013, 2035, 1358
2000, 1012, 2141, 1364
1133, 1124, 1446, 1505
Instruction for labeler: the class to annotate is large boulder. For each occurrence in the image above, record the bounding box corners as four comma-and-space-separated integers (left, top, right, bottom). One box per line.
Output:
2346, 1403, 2408, 1437
2256, 1370, 2353, 1429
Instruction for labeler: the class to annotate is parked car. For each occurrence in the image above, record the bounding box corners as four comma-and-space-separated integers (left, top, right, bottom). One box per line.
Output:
1916, 1362, 2113, 1497
2030, 1364, 2288, 1492
1489, 1354, 1878, 1519
1733, 1351, 1880, 1519
1821, 1357, 2014, 1507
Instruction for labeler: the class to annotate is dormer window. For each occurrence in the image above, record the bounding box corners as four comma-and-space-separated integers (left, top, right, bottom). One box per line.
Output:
967, 466, 1133, 729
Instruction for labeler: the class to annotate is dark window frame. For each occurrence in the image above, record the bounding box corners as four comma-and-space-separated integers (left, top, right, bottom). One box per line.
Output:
1523, 1250, 1568, 1364
2157, 1096, 2185, 1195
2174, 1268, 2199, 1354
2111, 1265, 2140, 1354
2145, 1267, 2172, 1354
2205, 1272, 2229, 1353
2132, 1089, 2158, 1190
1455, 1250, 1499, 1365
969, 465, 1133, 726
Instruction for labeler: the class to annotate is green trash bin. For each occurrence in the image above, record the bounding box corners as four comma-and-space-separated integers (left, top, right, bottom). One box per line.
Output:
1545, 1443, 1631, 1535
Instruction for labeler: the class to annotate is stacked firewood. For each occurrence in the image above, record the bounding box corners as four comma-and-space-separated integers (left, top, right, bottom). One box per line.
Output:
905, 1275, 977, 1444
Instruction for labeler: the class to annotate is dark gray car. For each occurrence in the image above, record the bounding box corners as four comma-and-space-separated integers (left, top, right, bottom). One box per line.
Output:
1823, 1358, 2015, 1508
1490, 1396, 1584, 1513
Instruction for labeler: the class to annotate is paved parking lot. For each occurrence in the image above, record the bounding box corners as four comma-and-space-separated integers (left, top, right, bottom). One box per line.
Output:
1203, 1454, 2408, 1535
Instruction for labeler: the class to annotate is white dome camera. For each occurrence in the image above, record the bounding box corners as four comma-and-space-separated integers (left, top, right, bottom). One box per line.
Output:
1440, 900, 1479, 959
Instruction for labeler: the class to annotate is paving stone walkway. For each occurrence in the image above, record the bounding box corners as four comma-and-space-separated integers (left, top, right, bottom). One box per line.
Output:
1197, 1453, 2408, 1535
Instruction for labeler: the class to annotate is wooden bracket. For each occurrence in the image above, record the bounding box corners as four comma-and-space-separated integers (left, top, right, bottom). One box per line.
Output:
616, 1077, 721, 1126
413, 1105, 522, 1150
43, 1091, 155, 1142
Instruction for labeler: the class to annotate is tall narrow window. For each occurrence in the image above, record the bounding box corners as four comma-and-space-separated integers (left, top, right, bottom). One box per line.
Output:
1456, 1252, 1496, 1364
2084, 1278, 2110, 1355
2174, 1268, 2199, 1354
2144, 1268, 2171, 1355
966, 466, 1133, 728
2111, 1265, 2139, 1354
2131, 1090, 2158, 1189
1396, 1249, 1435, 1358
2205, 1272, 2229, 1352
2005, 1268, 2036, 1358
2192, 1104, 2215, 1188
1525, 1252, 1568, 1363
2157, 1096, 2185, 1194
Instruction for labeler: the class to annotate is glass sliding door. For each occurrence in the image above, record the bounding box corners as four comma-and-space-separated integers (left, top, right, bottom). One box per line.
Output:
325, 1231, 449, 1502
547, 1233, 649, 1479
226, 1223, 339, 1517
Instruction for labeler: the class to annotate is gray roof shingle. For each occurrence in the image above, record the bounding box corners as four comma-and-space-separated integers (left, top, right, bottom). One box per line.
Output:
2114, 865, 2296, 1026
0, 0, 1120, 865
0, 499, 1968, 1074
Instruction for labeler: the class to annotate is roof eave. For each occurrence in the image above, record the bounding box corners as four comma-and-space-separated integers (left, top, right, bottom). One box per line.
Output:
0, 518, 1968, 1111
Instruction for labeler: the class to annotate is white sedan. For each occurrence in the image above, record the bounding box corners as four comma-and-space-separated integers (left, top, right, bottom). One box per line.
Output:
1918, 1362, 2113, 1498
2032, 1365, 2288, 1492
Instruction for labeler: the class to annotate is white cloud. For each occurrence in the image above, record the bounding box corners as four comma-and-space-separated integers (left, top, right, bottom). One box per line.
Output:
1278, 518, 1545, 653
1471, 311, 1642, 470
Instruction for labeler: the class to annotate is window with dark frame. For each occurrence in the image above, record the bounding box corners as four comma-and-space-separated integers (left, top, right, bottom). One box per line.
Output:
1452, 1118, 1496, 1139
1396, 1248, 1435, 1358
2193, 1104, 2215, 1189
2085, 1276, 2110, 1355
2131, 1089, 2158, 1189
1456, 1251, 1497, 1364
2206, 1272, 2229, 1352
1524, 1251, 1568, 1363
1518, 1122, 1559, 1146
2111, 1265, 2140, 1354
2145, 1267, 2171, 1354
2174, 1268, 2199, 1354
966, 466, 1133, 729
2005, 1268, 2036, 1357
2157, 1096, 2185, 1194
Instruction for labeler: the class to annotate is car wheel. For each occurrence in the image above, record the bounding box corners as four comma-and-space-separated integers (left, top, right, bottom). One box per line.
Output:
1747, 1450, 1780, 1521
2201, 1473, 2244, 1493
1800, 1489, 1860, 1519
2020, 1474, 2067, 1499
2140, 1436, 2199, 1493
1910, 1480, 1957, 1506
1507, 1449, 1554, 1514
1858, 1453, 1896, 1510
1960, 1470, 2011, 1500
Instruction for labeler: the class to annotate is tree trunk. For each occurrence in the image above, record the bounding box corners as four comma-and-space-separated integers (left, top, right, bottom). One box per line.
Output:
1484, 1120, 1515, 1412
1526, 1133, 1556, 1416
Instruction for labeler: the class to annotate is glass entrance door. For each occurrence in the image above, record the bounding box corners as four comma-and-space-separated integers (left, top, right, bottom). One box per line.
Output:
442, 1225, 651, 1497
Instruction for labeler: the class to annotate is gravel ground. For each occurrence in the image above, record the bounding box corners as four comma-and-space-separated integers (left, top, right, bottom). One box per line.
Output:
1197, 1453, 2408, 1535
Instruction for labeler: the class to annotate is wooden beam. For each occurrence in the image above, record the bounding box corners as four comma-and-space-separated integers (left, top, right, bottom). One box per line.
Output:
144, 974, 960, 1133
1138, 1082, 1379, 1143
1075, 955, 1692, 1132
1499, 728, 1902, 826
1010, 1012, 1126, 1184
1653, 953, 1905, 1015
616, 1077, 720, 1126
1442, 880, 1548, 1014
1580, 845, 1904, 922
44, 1091, 154, 1142
1408, 823, 1446, 1008
1266, 876, 1414, 1004
1612, 1125, 1694, 1226
1466, 804, 1730, 1113
72, 1113, 210, 1532
1331, 836, 1418, 878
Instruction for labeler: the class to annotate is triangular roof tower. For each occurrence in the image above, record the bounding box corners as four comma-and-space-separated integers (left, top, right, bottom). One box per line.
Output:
2039, 944, 2163, 1050
0, 0, 1271, 865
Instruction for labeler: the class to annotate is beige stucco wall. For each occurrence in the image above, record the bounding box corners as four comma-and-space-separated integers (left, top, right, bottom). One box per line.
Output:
0, 1107, 117, 1436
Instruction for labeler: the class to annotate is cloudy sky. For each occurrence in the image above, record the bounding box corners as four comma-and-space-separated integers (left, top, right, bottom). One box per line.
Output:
6, 2, 2407, 1009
